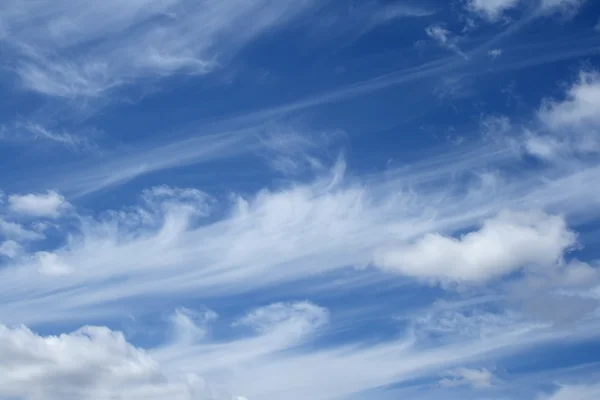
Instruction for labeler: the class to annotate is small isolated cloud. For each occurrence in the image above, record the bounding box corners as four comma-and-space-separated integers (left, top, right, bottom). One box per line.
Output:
466, 0, 520, 22
425, 24, 467, 58
8, 190, 68, 218
488, 48, 504, 59
0, 324, 228, 400
374, 210, 576, 284
439, 367, 494, 388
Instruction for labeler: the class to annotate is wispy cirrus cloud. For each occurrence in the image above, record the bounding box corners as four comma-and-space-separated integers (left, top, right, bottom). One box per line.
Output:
425, 24, 468, 59
0, 0, 322, 98
0, 121, 96, 151
1, 2, 600, 398
438, 367, 495, 388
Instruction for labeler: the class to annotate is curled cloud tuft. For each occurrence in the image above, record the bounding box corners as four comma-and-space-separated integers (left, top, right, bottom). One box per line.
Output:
374, 210, 577, 284
169, 307, 219, 346
8, 190, 68, 218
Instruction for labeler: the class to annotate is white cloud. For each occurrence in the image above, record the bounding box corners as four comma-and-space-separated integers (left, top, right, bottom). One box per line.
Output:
439, 367, 494, 388
1, 138, 600, 327
374, 210, 577, 284
150, 300, 595, 400
0, 0, 320, 98
466, 0, 520, 22
36, 251, 73, 276
8, 190, 68, 218
544, 382, 600, 400
0, 240, 22, 258
236, 302, 329, 336
50, 128, 257, 198
0, 218, 45, 241
370, 3, 436, 23
425, 25, 467, 58
0, 125, 598, 399
539, 71, 600, 130
153, 302, 331, 377
0, 121, 95, 150
169, 307, 218, 346
539, 0, 587, 15
527, 70, 600, 160
488, 48, 504, 59
0, 324, 229, 400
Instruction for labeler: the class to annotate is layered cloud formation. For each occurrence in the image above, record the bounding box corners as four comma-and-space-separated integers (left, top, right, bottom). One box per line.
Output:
0, 1, 599, 400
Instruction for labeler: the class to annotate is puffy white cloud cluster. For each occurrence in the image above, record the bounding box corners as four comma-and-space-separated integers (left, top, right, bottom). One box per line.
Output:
0, 324, 227, 400
375, 210, 576, 284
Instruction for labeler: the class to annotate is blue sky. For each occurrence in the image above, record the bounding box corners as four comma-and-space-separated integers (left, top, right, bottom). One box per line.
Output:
1, 0, 600, 399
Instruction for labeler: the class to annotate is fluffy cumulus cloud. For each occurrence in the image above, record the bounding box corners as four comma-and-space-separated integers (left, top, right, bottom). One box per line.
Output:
374, 210, 577, 284
539, 71, 600, 130
8, 190, 68, 218
526, 70, 600, 160
0, 324, 228, 400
